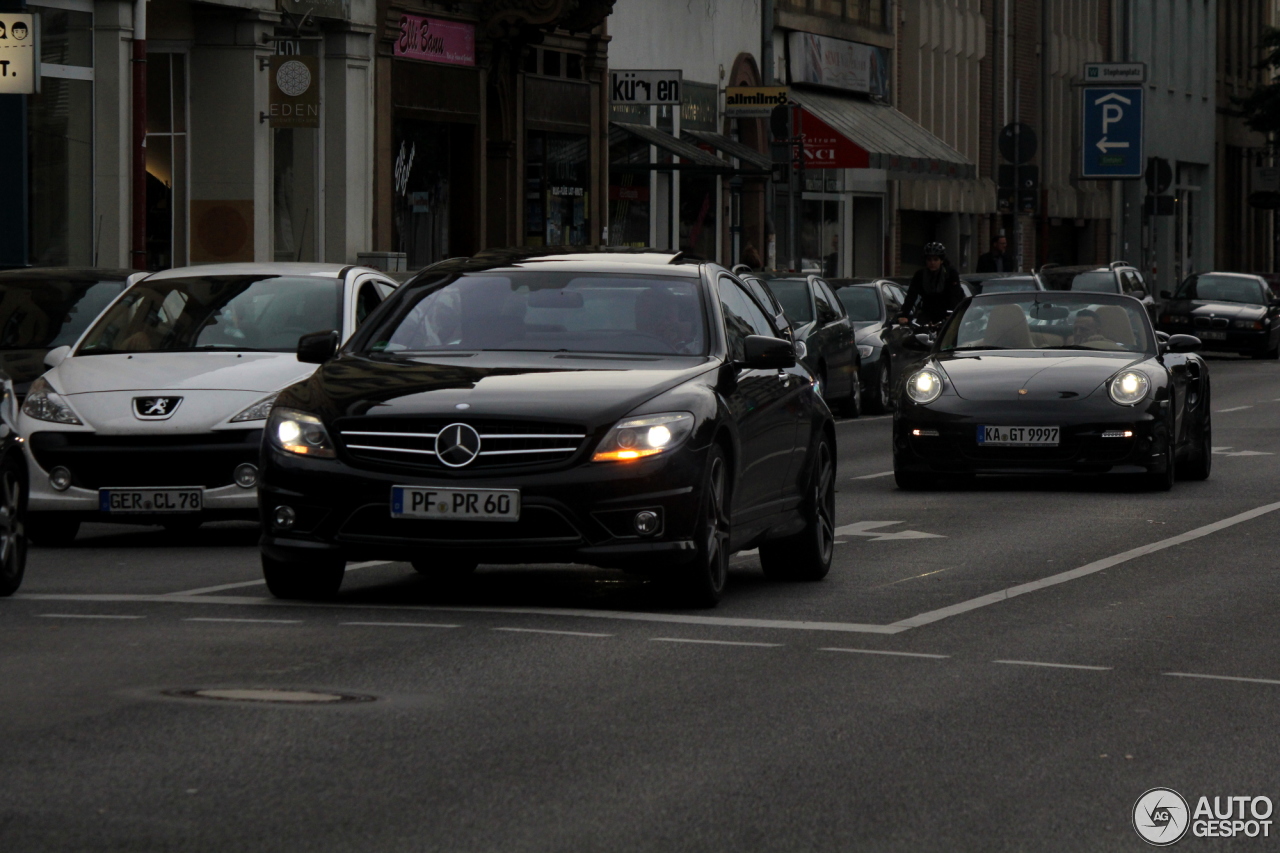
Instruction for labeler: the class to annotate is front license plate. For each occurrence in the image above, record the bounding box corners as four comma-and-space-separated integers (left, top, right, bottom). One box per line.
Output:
99, 487, 204, 514
976, 426, 1060, 447
391, 486, 521, 522
1200, 331, 1227, 340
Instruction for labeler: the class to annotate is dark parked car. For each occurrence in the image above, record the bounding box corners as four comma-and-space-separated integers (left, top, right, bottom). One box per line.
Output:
746, 273, 861, 416
259, 249, 837, 607
829, 278, 911, 413
0, 372, 27, 596
0, 269, 142, 398
1039, 262, 1156, 323
893, 292, 1210, 490
1158, 272, 1280, 359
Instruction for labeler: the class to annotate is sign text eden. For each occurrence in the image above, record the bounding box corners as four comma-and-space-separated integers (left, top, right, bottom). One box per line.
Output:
610, 70, 683, 105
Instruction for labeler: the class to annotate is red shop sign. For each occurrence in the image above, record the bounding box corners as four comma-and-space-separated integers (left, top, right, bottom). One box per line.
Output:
394, 15, 476, 67
800, 110, 869, 170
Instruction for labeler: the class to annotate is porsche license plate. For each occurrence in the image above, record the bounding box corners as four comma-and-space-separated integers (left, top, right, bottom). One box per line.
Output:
977, 426, 1059, 447
99, 487, 204, 514
1199, 331, 1227, 340
391, 486, 520, 522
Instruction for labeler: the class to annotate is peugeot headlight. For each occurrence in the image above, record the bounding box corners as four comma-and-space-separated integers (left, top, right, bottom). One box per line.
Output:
593, 412, 695, 462
905, 369, 944, 405
22, 377, 82, 425
268, 406, 336, 458
230, 392, 280, 423
1108, 371, 1150, 406
857, 345, 875, 359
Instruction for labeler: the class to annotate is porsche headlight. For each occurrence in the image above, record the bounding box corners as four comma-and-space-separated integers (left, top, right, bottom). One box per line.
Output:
1108, 371, 1150, 406
230, 392, 280, 423
905, 369, 944, 405
592, 412, 695, 462
267, 407, 336, 458
21, 377, 82, 425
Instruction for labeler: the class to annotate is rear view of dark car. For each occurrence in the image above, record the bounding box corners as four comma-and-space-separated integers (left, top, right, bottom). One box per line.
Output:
0, 269, 138, 397
1040, 263, 1156, 323
1158, 272, 1280, 359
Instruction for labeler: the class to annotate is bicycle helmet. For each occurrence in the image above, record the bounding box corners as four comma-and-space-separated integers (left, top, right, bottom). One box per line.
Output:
923, 242, 946, 258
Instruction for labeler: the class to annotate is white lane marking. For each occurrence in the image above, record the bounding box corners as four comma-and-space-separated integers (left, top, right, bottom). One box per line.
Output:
651, 637, 782, 648
1211, 446, 1274, 457
820, 647, 949, 659
341, 621, 460, 629
164, 561, 392, 596
13, 594, 907, 634
1215, 406, 1253, 413
493, 627, 612, 638
1164, 672, 1280, 686
890, 499, 1280, 630
37, 613, 145, 620
994, 659, 1112, 671
835, 521, 945, 541
835, 415, 892, 424
852, 471, 894, 480
184, 617, 303, 624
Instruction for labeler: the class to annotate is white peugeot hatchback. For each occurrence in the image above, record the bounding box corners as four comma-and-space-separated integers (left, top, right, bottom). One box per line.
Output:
18, 263, 398, 544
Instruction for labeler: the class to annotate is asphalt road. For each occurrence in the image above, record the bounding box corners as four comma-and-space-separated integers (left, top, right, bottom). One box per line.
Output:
4, 355, 1280, 850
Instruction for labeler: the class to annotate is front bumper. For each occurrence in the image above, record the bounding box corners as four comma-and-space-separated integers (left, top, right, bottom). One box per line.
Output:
894, 398, 1168, 476
259, 442, 711, 571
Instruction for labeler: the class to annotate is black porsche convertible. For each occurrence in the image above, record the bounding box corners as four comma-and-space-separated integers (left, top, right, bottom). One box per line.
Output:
893, 292, 1211, 490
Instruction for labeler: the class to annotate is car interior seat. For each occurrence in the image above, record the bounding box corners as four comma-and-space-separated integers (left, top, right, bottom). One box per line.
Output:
982, 304, 1033, 349
1095, 305, 1137, 347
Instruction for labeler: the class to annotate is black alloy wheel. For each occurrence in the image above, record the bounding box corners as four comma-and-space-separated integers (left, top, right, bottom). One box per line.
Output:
1181, 390, 1212, 481
760, 437, 835, 581
1146, 426, 1176, 492
0, 455, 27, 596
261, 554, 346, 600
665, 444, 730, 607
25, 513, 80, 547
838, 371, 863, 418
870, 360, 893, 414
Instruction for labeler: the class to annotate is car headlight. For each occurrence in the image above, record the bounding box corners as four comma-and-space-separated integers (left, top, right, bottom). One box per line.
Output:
1232, 319, 1264, 330
857, 345, 875, 359
267, 406, 336, 458
592, 412, 695, 462
1108, 371, 1151, 406
905, 369, 944, 405
21, 377, 82, 425
230, 392, 280, 423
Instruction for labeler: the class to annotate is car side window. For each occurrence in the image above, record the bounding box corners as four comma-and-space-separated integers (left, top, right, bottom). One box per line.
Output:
817, 280, 845, 319
880, 285, 901, 316
745, 279, 779, 317
813, 280, 839, 325
355, 281, 384, 326
718, 277, 777, 362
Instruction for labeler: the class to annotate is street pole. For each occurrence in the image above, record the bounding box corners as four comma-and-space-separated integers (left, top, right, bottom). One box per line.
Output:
131, 0, 147, 270
762, 0, 775, 269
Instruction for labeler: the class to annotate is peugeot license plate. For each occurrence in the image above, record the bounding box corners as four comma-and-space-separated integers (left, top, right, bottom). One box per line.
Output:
391, 486, 521, 522
977, 426, 1060, 447
99, 487, 204, 514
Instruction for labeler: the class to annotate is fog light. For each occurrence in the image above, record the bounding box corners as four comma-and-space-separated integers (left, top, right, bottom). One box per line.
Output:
911, 429, 939, 437
234, 463, 258, 489
49, 466, 71, 491
273, 505, 296, 530
633, 510, 660, 536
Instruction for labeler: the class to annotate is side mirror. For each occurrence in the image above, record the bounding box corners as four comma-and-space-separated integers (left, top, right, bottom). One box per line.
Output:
43, 345, 70, 369
297, 330, 340, 364
902, 333, 933, 352
740, 335, 796, 369
1160, 290, 1172, 300
1165, 334, 1201, 354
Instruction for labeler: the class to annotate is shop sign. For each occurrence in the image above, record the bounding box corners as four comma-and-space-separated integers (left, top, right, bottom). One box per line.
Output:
1083, 62, 1146, 84
610, 70, 682, 105
787, 32, 889, 99
800, 109, 869, 169
394, 15, 475, 67
0, 13, 38, 95
724, 86, 789, 118
267, 55, 319, 128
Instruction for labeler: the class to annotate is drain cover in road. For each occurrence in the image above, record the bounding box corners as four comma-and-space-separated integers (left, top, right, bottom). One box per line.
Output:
165, 688, 375, 704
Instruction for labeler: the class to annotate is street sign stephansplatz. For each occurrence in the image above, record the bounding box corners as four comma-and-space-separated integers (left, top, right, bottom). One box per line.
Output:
1081, 86, 1143, 179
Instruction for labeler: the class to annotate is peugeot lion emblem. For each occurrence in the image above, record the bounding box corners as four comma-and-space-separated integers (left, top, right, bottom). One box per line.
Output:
435, 423, 482, 468
133, 396, 182, 420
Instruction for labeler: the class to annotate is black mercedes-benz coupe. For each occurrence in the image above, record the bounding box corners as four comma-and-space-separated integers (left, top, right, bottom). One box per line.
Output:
258, 249, 837, 607
893, 291, 1211, 490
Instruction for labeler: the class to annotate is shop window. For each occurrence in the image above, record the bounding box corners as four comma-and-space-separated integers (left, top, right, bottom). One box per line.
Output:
525, 48, 585, 80
526, 131, 589, 247
542, 50, 561, 78
394, 119, 477, 267
145, 53, 189, 270
566, 54, 583, 80
28, 3, 95, 266
608, 124, 651, 247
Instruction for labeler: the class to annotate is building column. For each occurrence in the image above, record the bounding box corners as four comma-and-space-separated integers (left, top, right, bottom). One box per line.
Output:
94, 0, 133, 268
323, 25, 374, 263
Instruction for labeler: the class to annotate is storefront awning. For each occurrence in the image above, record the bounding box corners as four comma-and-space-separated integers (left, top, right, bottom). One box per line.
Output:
790, 88, 974, 180
610, 121, 732, 171
681, 130, 773, 173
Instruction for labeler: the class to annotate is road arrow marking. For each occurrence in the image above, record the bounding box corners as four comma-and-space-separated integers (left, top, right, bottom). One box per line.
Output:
1095, 136, 1130, 153
834, 521, 946, 541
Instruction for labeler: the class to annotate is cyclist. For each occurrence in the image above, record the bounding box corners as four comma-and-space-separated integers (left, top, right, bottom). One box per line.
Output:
899, 242, 965, 327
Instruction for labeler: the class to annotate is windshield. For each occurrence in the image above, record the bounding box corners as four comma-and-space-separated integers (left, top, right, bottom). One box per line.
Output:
1042, 271, 1119, 294
836, 287, 881, 322
940, 296, 1152, 354
363, 272, 707, 357
77, 275, 343, 355
1174, 274, 1268, 305
0, 278, 129, 350
764, 279, 814, 324
981, 279, 1040, 294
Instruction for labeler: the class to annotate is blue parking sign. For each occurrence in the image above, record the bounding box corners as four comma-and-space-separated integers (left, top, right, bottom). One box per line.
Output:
1081, 87, 1143, 178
